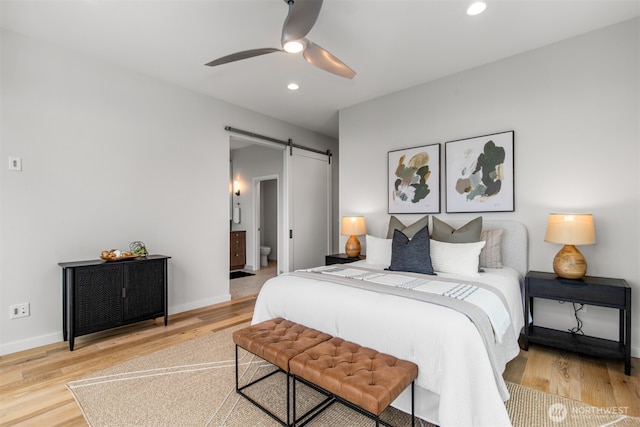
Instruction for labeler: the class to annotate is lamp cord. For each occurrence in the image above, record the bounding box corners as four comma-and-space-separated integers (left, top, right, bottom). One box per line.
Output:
559, 301, 585, 336
570, 303, 585, 336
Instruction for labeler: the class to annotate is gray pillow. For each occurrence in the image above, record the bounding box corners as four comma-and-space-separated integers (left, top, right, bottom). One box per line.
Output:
386, 215, 430, 239
388, 226, 435, 275
431, 217, 482, 243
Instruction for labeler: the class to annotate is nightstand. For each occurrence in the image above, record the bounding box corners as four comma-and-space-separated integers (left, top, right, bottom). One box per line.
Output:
325, 253, 366, 265
524, 271, 631, 375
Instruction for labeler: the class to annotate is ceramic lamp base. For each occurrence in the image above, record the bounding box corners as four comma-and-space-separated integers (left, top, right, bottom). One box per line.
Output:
345, 235, 361, 258
553, 244, 587, 279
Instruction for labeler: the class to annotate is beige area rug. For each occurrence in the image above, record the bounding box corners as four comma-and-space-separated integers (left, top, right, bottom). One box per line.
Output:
67, 324, 639, 427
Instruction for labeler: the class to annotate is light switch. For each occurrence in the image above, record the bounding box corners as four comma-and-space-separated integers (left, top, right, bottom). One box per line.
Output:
8, 157, 22, 171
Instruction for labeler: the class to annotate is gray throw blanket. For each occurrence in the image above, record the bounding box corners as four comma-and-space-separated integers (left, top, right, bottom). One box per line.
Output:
290, 266, 518, 401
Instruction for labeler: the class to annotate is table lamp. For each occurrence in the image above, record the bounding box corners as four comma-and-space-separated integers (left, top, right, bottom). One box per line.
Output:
341, 216, 367, 258
544, 213, 595, 279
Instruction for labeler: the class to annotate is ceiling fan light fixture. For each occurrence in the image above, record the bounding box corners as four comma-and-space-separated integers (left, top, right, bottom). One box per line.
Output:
467, 1, 487, 16
283, 40, 305, 54
206, 1, 354, 79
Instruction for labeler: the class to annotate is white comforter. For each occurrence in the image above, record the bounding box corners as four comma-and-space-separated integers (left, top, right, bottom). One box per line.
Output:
252, 261, 524, 427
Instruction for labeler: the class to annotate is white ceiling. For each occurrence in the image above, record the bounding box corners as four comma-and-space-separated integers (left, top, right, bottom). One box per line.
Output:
1, 0, 638, 139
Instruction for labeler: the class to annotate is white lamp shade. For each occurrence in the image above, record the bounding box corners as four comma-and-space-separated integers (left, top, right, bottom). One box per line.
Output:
544, 214, 595, 245
341, 216, 366, 236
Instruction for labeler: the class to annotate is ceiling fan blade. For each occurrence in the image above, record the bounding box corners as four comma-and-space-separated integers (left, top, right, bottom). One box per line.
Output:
205, 48, 282, 67
303, 41, 356, 79
282, 0, 323, 44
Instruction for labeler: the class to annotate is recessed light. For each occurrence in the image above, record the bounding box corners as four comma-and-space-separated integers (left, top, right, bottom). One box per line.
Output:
467, 1, 486, 16
287, 83, 299, 91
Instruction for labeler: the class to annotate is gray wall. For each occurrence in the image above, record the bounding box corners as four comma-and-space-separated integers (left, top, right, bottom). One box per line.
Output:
0, 29, 338, 354
339, 19, 639, 356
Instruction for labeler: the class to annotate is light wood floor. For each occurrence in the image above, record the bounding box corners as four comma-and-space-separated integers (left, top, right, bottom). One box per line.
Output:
1, 292, 638, 426
230, 260, 277, 299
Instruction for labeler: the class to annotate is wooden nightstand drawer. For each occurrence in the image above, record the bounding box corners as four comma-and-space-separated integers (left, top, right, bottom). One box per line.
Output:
527, 271, 628, 308
527, 277, 625, 307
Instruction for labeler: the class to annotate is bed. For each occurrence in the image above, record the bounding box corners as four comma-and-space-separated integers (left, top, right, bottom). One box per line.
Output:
252, 219, 528, 426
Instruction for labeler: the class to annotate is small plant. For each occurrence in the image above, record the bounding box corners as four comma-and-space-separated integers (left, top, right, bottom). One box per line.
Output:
129, 241, 148, 257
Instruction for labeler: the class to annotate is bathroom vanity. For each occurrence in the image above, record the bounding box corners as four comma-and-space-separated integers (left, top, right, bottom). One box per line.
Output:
230, 230, 246, 270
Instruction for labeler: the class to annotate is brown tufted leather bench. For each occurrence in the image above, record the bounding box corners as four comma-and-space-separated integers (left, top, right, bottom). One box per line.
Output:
290, 337, 418, 427
233, 318, 333, 426
234, 319, 418, 426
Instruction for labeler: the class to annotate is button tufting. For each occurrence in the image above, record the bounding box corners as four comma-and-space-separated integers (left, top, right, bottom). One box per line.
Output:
237, 320, 417, 422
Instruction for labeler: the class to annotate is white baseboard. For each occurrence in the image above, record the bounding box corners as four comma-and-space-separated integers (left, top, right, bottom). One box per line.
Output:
0, 295, 232, 356
168, 295, 231, 315
0, 332, 61, 356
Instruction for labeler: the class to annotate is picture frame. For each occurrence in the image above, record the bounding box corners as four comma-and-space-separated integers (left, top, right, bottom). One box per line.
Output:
445, 130, 514, 213
388, 143, 441, 214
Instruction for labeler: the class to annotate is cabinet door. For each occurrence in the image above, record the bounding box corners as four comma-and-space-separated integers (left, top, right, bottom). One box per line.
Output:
230, 238, 238, 265
123, 259, 165, 322
236, 235, 246, 265
74, 264, 123, 334
230, 232, 246, 269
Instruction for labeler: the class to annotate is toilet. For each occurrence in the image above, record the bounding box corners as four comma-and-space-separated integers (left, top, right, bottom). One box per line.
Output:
260, 246, 271, 267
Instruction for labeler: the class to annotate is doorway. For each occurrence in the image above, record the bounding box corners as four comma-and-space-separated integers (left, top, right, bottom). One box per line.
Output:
253, 175, 280, 274
229, 137, 283, 300
228, 135, 332, 298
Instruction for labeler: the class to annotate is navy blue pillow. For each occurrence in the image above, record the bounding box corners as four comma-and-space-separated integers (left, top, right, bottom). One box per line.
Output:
388, 226, 436, 275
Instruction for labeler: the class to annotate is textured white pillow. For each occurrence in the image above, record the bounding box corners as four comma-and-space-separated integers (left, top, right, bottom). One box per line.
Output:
365, 235, 393, 266
480, 228, 504, 268
430, 239, 486, 277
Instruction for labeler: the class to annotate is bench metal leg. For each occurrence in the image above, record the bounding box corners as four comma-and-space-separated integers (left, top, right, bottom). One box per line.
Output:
235, 344, 239, 392
287, 372, 290, 426
292, 375, 336, 427
411, 381, 415, 427
235, 344, 291, 426
291, 374, 416, 427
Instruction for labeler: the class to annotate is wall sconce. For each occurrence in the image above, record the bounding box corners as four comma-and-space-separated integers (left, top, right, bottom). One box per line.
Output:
233, 180, 241, 196
544, 213, 595, 279
340, 216, 367, 258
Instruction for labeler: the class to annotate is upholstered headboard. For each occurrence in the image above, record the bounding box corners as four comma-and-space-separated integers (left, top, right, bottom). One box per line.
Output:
443, 219, 529, 277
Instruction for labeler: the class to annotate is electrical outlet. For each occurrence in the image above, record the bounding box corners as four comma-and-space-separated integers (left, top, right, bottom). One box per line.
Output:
10, 303, 30, 319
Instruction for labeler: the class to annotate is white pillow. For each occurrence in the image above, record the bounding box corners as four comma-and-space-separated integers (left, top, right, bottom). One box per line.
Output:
365, 235, 393, 266
479, 228, 504, 268
430, 239, 486, 277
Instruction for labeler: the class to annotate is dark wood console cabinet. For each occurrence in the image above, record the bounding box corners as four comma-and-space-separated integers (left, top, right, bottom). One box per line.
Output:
59, 255, 170, 350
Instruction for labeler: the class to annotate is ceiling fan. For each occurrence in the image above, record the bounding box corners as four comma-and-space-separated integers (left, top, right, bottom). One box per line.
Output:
205, 0, 355, 79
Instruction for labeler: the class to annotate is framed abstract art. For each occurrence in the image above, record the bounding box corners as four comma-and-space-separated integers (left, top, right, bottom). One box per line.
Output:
388, 143, 441, 214
445, 130, 514, 213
